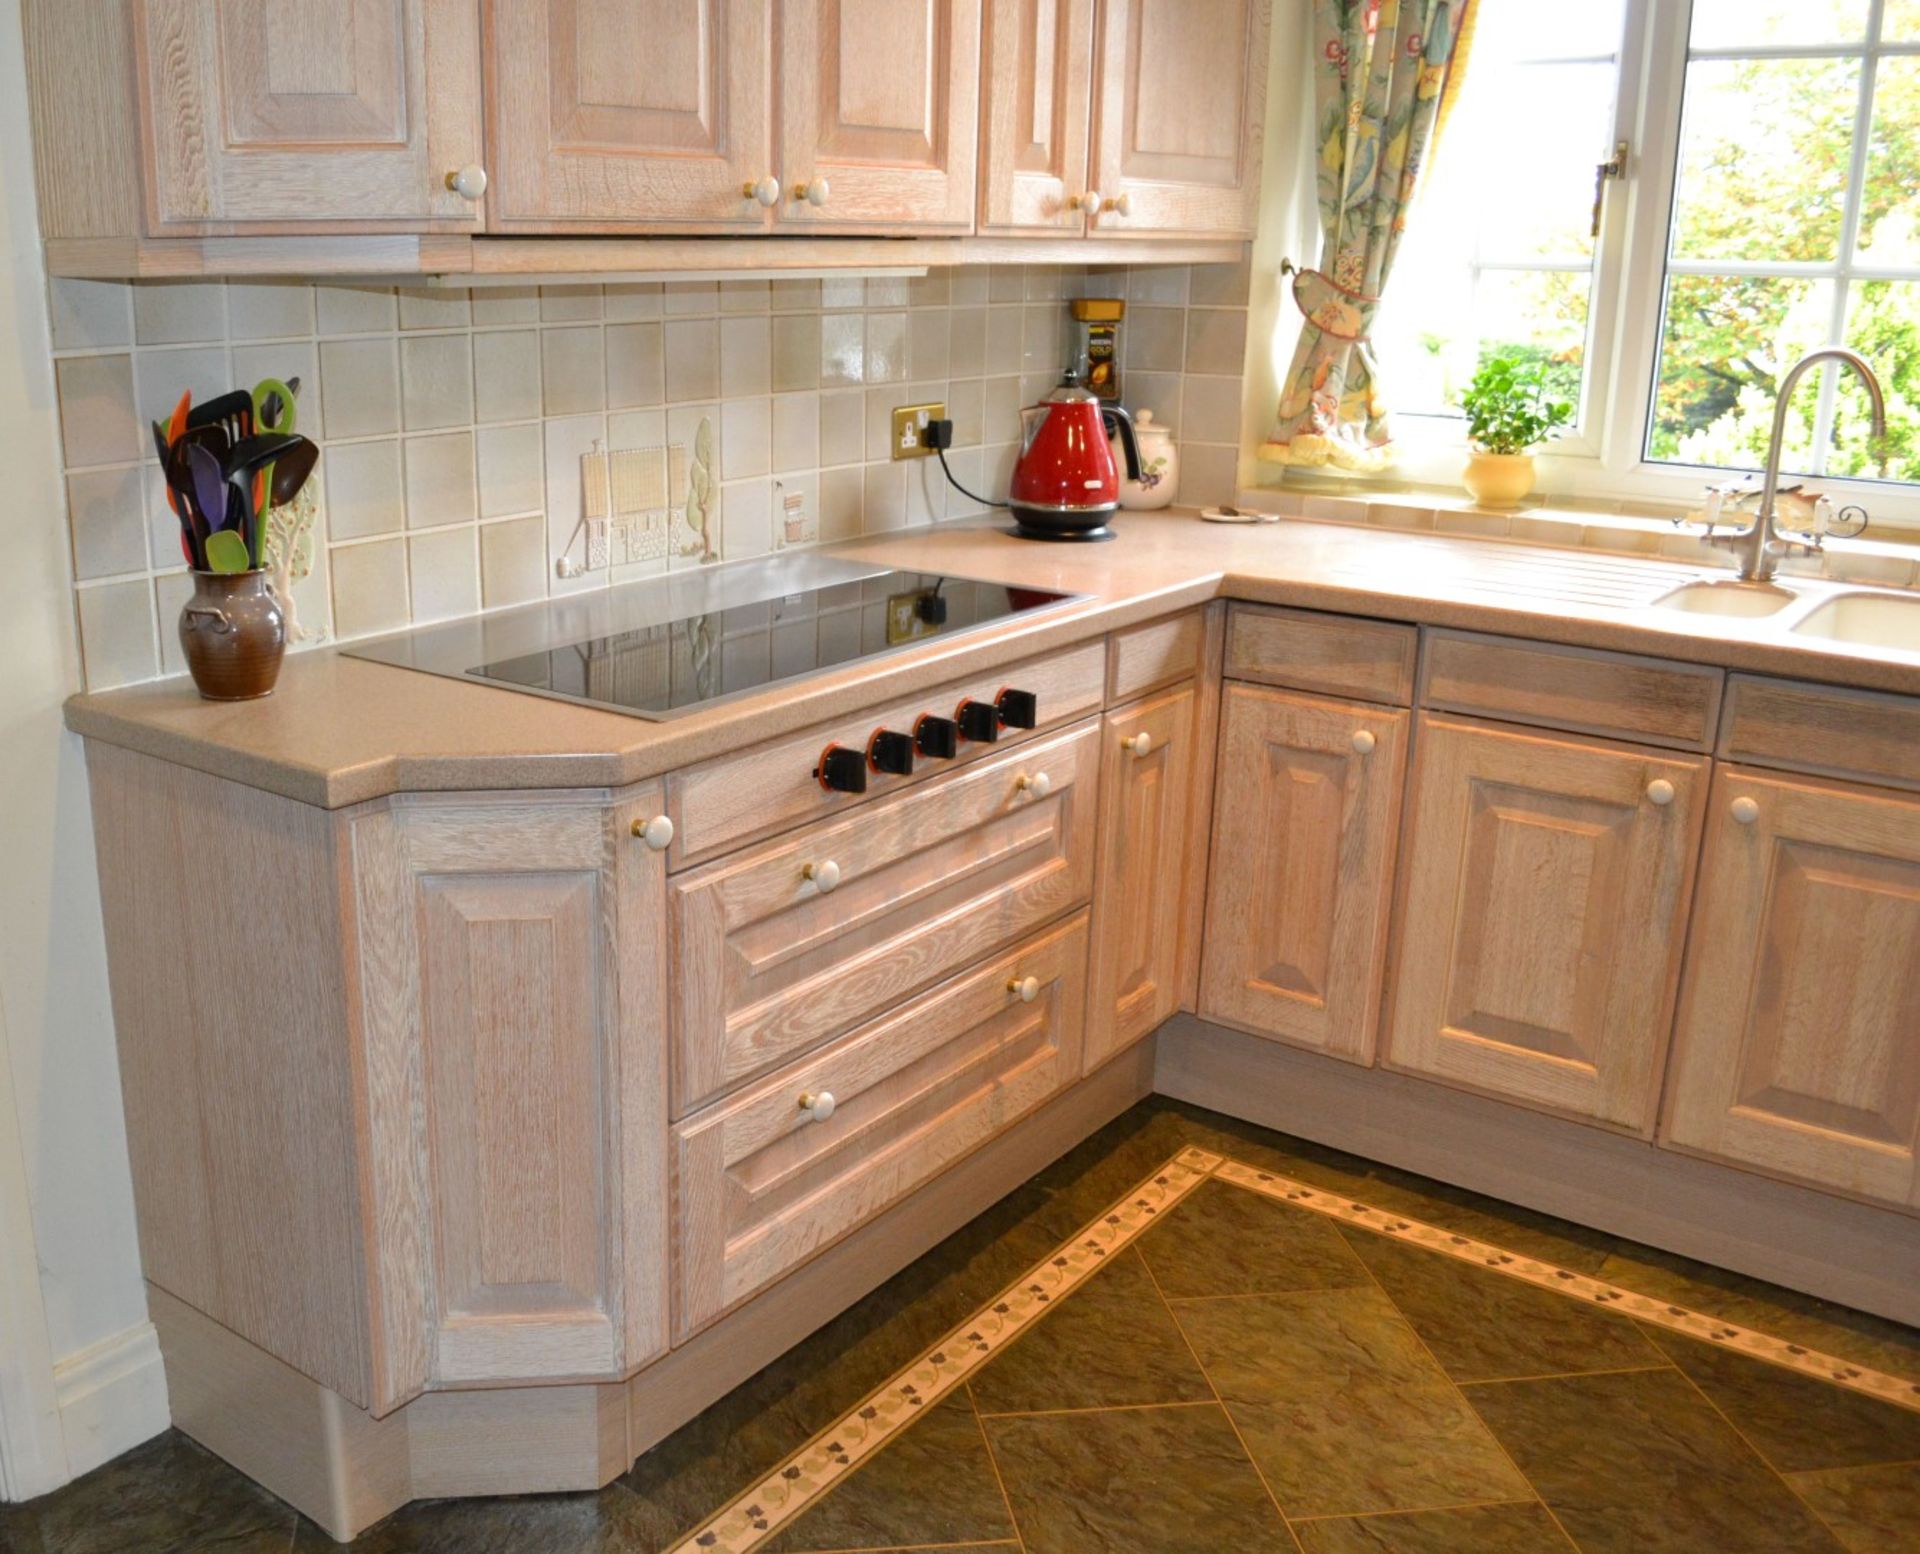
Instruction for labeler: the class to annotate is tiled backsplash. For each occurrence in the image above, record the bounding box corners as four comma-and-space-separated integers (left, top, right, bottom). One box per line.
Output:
49, 261, 1251, 690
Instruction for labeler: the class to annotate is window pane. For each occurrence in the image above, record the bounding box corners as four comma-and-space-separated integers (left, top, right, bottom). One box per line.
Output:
1475, 0, 1625, 60
1836, 282, 1918, 482
1885, 0, 1920, 40
1649, 274, 1835, 473
1688, 0, 1869, 48
1857, 57, 1920, 266
1671, 58, 1861, 263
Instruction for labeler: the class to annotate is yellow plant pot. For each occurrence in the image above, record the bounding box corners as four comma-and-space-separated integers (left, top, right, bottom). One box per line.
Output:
1462, 451, 1536, 508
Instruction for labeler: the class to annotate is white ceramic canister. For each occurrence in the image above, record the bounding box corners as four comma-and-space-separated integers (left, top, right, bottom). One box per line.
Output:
1114, 409, 1178, 510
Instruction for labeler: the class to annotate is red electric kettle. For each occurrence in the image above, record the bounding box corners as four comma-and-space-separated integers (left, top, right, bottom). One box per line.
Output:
1009, 372, 1141, 541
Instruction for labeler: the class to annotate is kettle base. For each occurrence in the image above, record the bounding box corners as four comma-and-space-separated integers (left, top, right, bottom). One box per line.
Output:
1007, 501, 1119, 543
1005, 521, 1117, 543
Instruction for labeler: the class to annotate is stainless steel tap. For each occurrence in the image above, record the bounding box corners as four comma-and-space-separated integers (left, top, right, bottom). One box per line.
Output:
1719, 347, 1887, 582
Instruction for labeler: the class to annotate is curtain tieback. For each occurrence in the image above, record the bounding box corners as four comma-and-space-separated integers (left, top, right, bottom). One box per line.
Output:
1281, 260, 1378, 344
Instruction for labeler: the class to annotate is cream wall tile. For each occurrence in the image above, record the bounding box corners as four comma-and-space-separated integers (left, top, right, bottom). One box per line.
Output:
473, 329, 542, 423
772, 393, 819, 473
772, 313, 821, 392
1127, 266, 1189, 305
134, 345, 230, 433
665, 281, 718, 316
951, 269, 990, 306
1125, 372, 1182, 430
941, 446, 988, 516
155, 572, 194, 676
1180, 444, 1237, 506
821, 313, 864, 387
721, 280, 770, 313
864, 386, 897, 460
909, 271, 950, 307
324, 439, 405, 539
821, 276, 864, 310
983, 375, 1022, 442
905, 458, 945, 525
1181, 374, 1241, 440
398, 288, 472, 330
819, 390, 864, 466
67, 466, 148, 579
607, 322, 664, 409
1022, 304, 1063, 372
605, 282, 664, 321
402, 333, 475, 429
481, 515, 548, 608
608, 408, 667, 449
472, 286, 540, 325
863, 462, 906, 532
1023, 267, 1064, 301
986, 307, 1023, 375
541, 326, 606, 416
989, 266, 1026, 302
720, 398, 771, 479
49, 278, 132, 350
946, 377, 984, 446
1127, 306, 1186, 372
1185, 308, 1249, 375
320, 337, 401, 438
721, 479, 773, 559
329, 537, 410, 639
949, 308, 987, 378
720, 315, 772, 397
76, 579, 157, 688
316, 285, 396, 334
909, 309, 950, 379
544, 414, 609, 595
770, 278, 821, 311
133, 282, 226, 346
476, 423, 544, 518
55, 354, 140, 468
408, 526, 480, 622
540, 285, 604, 321
665, 319, 720, 403
232, 341, 320, 433
819, 465, 862, 538
404, 432, 477, 529
1188, 260, 1252, 307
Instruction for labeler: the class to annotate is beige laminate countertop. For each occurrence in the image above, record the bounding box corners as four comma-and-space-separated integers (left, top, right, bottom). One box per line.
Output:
64, 512, 1920, 809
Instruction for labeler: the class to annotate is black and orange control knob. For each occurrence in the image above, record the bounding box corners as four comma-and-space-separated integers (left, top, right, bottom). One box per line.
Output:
995, 687, 1039, 730
867, 728, 915, 777
814, 743, 868, 794
914, 713, 960, 759
956, 699, 1001, 742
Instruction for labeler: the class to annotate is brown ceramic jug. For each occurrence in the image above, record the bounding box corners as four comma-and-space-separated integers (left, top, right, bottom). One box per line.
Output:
179, 570, 287, 700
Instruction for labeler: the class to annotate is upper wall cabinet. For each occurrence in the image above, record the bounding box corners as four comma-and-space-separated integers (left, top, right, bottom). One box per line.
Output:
486, 0, 776, 230
1089, 0, 1270, 237
134, 0, 486, 231
776, 0, 983, 232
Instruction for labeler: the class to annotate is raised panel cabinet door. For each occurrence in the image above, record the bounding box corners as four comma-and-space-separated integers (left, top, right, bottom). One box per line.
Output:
1088, 0, 1269, 236
1664, 769, 1920, 1210
776, 0, 983, 230
1384, 715, 1708, 1135
1198, 685, 1407, 1063
136, 0, 484, 229
1085, 685, 1196, 1071
978, 0, 1094, 233
486, 0, 775, 228
351, 789, 669, 1406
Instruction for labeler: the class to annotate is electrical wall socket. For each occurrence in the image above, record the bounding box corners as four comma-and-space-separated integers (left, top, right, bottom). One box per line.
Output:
891, 402, 946, 460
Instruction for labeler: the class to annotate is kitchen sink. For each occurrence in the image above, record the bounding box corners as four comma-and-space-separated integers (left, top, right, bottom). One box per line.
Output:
1651, 580, 1800, 618
1791, 591, 1920, 651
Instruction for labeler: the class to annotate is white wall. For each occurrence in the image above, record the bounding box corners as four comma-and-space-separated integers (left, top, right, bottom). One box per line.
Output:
0, 0, 167, 1497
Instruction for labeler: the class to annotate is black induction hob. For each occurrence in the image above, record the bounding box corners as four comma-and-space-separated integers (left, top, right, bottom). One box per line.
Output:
343, 555, 1085, 721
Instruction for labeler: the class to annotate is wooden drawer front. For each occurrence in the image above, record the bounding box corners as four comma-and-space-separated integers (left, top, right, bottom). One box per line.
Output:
1226, 605, 1417, 705
1664, 768, 1920, 1211
675, 912, 1089, 1335
1419, 629, 1723, 750
1720, 675, 1920, 793
672, 721, 1100, 1115
1384, 715, 1708, 1134
669, 641, 1107, 867
1108, 611, 1205, 701
1199, 686, 1408, 1063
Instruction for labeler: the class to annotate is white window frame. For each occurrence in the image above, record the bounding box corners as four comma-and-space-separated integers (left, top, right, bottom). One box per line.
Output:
1379, 0, 1920, 532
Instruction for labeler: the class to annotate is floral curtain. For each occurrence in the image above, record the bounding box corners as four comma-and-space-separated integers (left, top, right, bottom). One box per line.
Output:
1260, 0, 1476, 473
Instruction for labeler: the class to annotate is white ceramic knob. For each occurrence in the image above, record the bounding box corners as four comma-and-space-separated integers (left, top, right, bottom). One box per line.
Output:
1351, 729, 1376, 756
632, 814, 675, 850
1731, 796, 1761, 825
1646, 779, 1676, 807
1009, 975, 1040, 1004
743, 175, 781, 206
1016, 771, 1053, 799
1102, 191, 1134, 217
1122, 731, 1153, 758
803, 859, 842, 893
445, 165, 488, 200
1069, 190, 1101, 212
799, 1090, 836, 1123
794, 178, 831, 208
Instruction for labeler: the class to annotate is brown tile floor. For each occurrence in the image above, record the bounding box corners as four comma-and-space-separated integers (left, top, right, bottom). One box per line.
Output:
4, 1098, 1917, 1553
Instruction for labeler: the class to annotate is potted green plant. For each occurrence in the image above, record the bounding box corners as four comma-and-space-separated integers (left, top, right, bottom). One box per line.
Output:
1458, 353, 1574, 507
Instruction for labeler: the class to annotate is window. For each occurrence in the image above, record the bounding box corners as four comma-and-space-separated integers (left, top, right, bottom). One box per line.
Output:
1371, 0, 1920, 520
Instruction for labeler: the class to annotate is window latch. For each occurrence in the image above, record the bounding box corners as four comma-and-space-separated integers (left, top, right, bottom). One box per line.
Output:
1591, 139, 1629, 238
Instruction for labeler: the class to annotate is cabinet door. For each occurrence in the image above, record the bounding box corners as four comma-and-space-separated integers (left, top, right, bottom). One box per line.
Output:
136, 0, 483, 230
979, 0, 1094, 233
1384, 715, 1707, 1134
1664, 769, 1920, 1210
1088, 0, 1269, 236
485, 0, 774, 229
353, 790, 669, 1405
777, 0, 983, 231
1086, 685, 1197, 1071
1198, 685, 1407, 1063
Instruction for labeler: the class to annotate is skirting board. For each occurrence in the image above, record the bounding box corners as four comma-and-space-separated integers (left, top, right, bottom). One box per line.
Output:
147, 1039, 1156, 1542
1153, 1014, 1920, 1327
50, 1321, 169, 1481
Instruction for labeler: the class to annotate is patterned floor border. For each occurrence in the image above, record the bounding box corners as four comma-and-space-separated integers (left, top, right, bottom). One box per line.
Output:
668, 1147, 1920, 1553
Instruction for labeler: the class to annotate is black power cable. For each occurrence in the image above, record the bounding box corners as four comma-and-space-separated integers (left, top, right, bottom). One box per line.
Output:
924, 418, 1008, 511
